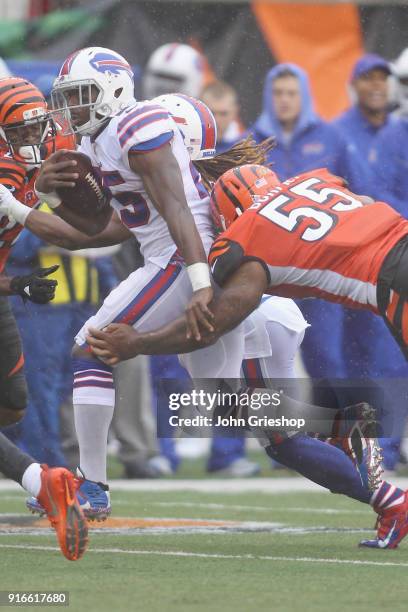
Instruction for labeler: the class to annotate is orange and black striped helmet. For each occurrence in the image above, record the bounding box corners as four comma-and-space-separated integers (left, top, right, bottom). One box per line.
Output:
0, 77, 55, 166
0, 77, 47, 126
210, 164, 280, 232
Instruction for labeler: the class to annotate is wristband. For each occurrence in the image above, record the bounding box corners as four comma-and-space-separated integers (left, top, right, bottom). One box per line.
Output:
187, 262, 211, 292
34, 184, 62, 209
1, 191, 31, 226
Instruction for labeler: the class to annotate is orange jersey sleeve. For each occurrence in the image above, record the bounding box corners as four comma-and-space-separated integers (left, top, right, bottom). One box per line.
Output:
0, 156, 26, 190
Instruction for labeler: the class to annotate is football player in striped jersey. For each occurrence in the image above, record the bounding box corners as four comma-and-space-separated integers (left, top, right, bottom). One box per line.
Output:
0, 76, 64, 427
0, 76, 87, 560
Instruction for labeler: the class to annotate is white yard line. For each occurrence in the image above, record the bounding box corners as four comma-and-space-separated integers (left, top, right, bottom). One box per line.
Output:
2, 477, 408, 493
151, 502, 369, 514
0, 478, 324, 493
0, 543, 407, 568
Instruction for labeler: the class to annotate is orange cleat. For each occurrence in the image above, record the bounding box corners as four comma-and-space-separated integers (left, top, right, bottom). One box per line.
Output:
37, 466, 88, 561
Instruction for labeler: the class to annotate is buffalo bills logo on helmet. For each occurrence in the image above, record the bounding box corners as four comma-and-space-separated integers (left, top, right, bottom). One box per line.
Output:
90, 53, 133, 78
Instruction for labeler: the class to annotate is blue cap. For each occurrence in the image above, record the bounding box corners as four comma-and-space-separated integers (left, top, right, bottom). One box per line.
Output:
351, 54, 391, 81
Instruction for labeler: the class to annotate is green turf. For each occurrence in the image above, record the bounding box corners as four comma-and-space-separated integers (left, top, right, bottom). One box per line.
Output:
107, 448, 298, 479
0, 488, 407, 612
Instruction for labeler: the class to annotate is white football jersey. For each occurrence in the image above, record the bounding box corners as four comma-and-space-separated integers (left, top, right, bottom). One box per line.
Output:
79, 100, 213, 267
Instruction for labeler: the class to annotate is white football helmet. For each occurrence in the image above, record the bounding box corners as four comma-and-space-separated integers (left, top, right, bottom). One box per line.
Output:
0, 57, 11, 79
392, 48, 408, 115
153, 93, 216, 160
51, 46, 135, 135
143, 43, 205, 99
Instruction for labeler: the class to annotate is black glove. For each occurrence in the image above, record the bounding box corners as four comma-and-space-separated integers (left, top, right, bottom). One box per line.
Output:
10, 265, 59, 304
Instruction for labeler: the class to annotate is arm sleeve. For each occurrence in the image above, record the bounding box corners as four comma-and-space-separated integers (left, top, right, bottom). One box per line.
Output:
0, 158, 26, 191
208, 238, 245, 286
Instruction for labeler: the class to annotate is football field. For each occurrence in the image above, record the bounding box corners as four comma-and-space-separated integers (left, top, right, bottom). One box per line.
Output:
0, 476, 408, 612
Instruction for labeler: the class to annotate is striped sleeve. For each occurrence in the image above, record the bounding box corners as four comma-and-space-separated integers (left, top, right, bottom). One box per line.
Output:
116, 104, 174, 157
208, 237, 245, 287
0, 157, 26, 190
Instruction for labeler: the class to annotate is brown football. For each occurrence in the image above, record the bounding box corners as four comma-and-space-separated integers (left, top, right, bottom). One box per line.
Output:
56, 150, 109, 217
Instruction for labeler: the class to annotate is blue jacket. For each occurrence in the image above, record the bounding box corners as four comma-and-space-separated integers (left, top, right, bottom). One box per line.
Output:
333, 105, 408, 386
333, 105, 395, 167
370, 117, 408, 216
249, 64, 373, 195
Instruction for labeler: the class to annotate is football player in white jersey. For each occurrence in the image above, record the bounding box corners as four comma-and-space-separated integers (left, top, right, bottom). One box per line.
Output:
28, 47, 246, 517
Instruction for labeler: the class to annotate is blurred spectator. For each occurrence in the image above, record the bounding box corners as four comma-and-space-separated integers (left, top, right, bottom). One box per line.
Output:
391, 47, 408, 117
143, 43, 205, 99
248, 63, 361, 382
201, 80, 244, 153
333, 54, 407, 471
249, 63, 372, 194
372, 48, 408, 214
333, 54, 392, 164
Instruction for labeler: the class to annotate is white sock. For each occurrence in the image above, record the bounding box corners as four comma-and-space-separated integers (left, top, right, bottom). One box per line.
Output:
74, 403, 114, 484
21, 463, 43, 497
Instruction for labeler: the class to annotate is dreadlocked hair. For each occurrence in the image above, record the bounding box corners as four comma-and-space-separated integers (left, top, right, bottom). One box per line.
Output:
194, 135, 276, 192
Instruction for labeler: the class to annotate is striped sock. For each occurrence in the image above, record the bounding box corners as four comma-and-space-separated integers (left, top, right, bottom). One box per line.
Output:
370, 481, 405, 512
72, 358, 115, 483
73, 358, 114, 407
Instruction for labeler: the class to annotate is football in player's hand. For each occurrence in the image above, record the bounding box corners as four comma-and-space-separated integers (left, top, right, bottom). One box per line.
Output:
56, 150, 109, 217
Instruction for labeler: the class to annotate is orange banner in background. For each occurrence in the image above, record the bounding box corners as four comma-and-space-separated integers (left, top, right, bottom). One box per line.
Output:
252, 2, 364, 119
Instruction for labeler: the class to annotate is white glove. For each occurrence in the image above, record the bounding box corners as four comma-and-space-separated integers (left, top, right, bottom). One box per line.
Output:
0, 183, 31, 225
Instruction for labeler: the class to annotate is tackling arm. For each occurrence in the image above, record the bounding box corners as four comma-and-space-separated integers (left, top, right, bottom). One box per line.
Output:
0, 183, 132, 250
53, 201, 113, 236
87, 261, 269, 364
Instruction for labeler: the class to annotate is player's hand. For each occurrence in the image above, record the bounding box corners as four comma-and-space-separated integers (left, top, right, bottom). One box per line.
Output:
35, 149, 79, 193
185, 286, 214, 341
10, 265, 59, 304
86, 324, 139, 365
